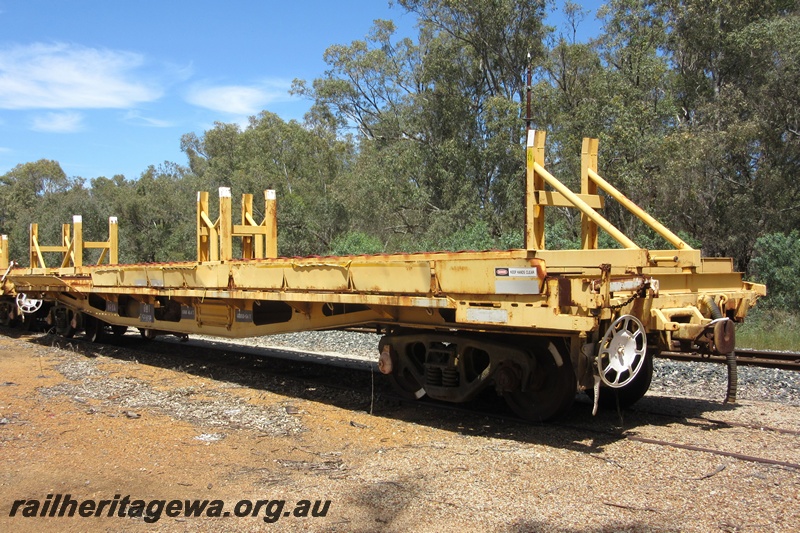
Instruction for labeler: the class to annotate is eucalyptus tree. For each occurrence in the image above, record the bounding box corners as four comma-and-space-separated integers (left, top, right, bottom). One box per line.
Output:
657, 0, 799, 268
0, 160, 78, 262
530, 0, 675, 247
180, 111, 352, 256
295, 0, 552, 250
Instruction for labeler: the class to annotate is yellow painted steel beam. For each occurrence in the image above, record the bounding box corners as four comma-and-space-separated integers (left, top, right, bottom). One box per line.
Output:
533, 161, 639, 250
265, 189, 277, 259
581, 138, 600, 249
109, 217, 118, 264
195, 188, 277, 263
240, 193, 255, 259
587, 168, 692, 251
534, 191, 604, 209
197, 191, 219, 262
29, 224, 46, 269
25, 215, 117, 271
0, 234, 8, 270
219, 187, 233, 261
72, 215, 83, 267
525, 130, 546, 250
59, 237, 74, 268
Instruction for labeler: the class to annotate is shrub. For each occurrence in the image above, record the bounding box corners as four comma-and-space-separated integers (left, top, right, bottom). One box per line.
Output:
748, 230, 800, 310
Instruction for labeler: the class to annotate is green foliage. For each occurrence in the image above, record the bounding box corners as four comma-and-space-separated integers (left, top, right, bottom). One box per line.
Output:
735, 308, 800, 351
748, 231, 800, 310
329, 231, 384, 256
428, 219, 497, 252
0, 160, 83, 263
114, 163, 199, 263
179, 111, 353, 257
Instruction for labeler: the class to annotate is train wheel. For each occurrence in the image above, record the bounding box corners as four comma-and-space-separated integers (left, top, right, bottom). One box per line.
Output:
16, 293, 43, 315
387, 364, 426, 400
589, 315, 652, 409
51, 306, 75, 338
504, 341, 576, 422
597, 315, 647, 388
590, 353, 654, 409
0, 300, 13, 326
379, 339, 426, 400
84, 316, 106, 343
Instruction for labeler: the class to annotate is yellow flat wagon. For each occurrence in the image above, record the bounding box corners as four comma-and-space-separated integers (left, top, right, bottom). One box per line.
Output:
0, 131, 765, 421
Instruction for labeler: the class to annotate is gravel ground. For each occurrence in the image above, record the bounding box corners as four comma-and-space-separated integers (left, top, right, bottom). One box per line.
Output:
2, 329, 799, 533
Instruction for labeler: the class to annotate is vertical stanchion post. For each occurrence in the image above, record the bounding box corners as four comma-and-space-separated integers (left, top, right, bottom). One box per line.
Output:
525, 130, 547, 250
265, 189, 277, 259
109, 217, 119, 264
0, 235, 8, 270
72, 215, 83, 268
197, 191, 212, 262
254, 203, 264, 259
525, 130, 535, 250
30, 224, 39, 269
219, 187, 232, 261
581, 138, 599, 250
241, 193, 254, 259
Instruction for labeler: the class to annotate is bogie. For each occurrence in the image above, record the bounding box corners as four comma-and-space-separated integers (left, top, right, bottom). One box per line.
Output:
380, 332, 579, 421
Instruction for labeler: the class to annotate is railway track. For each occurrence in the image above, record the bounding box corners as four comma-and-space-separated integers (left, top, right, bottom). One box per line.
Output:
658, 348, 800, 371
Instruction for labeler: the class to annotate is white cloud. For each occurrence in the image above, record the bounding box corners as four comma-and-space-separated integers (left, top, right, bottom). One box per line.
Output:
0, 42, 162, 109
186, 80, 292, 115
31, 111, 84, 132
123, 110, 173, 128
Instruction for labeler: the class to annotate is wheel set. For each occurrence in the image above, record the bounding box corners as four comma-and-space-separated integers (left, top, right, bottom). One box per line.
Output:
380, 315, 655, 421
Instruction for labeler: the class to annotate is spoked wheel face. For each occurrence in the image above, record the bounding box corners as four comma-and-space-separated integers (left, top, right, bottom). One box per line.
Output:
16, 293, 43, 315
504, 341, 576, 422
589, 353, 653, 409
597, 315, 647, 388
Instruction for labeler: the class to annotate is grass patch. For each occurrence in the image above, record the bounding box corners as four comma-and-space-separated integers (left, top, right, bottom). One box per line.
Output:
736, 308, 800, 351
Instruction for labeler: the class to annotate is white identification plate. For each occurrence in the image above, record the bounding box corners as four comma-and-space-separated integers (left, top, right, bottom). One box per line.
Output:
465, 308, 509, 324
494, 266, 540, 295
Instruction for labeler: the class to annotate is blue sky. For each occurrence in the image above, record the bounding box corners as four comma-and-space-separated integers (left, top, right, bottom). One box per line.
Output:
0, 1, 603, 181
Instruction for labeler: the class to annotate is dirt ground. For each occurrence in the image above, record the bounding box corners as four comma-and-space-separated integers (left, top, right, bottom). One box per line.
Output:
1, 331, 799, 532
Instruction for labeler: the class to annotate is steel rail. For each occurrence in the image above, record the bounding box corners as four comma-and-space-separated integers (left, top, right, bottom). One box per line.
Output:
657, 349, 800, 371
